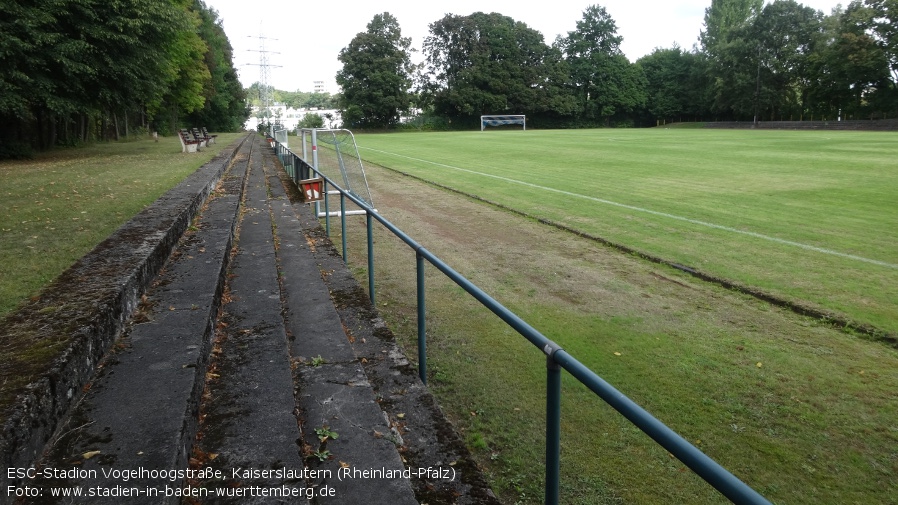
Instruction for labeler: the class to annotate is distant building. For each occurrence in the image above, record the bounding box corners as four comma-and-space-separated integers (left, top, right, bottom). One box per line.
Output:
245, 103, 341, 131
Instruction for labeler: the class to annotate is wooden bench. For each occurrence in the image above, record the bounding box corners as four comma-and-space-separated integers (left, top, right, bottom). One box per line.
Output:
178, 129, 200, 153
190, 128, 208, 148
202, 127, 218, 145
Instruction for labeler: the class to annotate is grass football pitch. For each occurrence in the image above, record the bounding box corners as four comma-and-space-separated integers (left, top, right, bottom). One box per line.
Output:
354, 128, 898, 338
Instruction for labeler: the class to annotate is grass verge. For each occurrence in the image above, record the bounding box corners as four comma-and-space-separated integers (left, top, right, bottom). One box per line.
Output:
0, 133, 242, 417
0, 133, 242, 319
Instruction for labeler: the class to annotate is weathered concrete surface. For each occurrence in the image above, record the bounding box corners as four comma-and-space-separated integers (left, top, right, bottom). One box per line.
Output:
266, 167, 419, 505
265, 160, 499, 505
4, 135, 498, 505
22, 137, 253, 504
0, 134, 250, 500
190, 136, 309, 504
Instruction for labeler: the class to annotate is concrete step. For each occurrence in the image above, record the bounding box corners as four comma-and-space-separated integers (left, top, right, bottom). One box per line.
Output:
28, 135, 253, 504
188, 135, 311, 503
20, 135, 498, 505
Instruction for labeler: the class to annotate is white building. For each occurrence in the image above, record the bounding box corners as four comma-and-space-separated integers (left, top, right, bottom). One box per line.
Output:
245, 104, 341, 131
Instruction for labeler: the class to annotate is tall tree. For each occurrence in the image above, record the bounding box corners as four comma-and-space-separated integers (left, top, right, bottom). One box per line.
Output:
556, 5, 646, 125
700, 0, 764, 58
703, 0, 825, 120
753, 0, 823, 120
420, 12, 568, 123
807, 2, 890, 119
336, 12, 415, 128
865, 0, 898, 115
1, 0, 246, 158
637, 46, 711, 123
186, 0, 248, 131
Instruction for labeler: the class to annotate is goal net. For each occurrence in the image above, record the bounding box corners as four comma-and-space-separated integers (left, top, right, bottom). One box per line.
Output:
272, 127, 288, 148
299, 128, 374, 215
481, 115, 526, 131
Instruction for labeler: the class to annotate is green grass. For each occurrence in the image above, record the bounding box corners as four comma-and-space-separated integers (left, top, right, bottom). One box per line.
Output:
324, 133, 898, 505
0, 133, 243, 319
353, 129, 898, 336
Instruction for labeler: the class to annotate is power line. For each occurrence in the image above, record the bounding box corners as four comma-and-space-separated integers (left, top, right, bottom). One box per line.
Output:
245, 30, 282, 122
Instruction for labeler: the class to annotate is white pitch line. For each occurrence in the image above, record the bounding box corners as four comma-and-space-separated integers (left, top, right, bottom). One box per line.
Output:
362, 147, 898, 270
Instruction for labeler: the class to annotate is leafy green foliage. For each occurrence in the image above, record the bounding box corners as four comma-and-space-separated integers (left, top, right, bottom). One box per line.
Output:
0, 0, 247, 158
298, 113, 325, 129
701, 0, 895, 120
336, 12, 414, 128
637, 47, 711, 123
556, 5, 647, 125
421, 12, 571, 122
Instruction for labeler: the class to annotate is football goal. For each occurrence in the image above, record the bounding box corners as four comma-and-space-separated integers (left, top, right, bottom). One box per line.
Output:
298, 128, 375, 218
481, 115, 526, 131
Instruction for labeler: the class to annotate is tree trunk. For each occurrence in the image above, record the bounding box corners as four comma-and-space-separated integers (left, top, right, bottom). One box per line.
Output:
36, 109, 46, 150
49, 113, 57, 147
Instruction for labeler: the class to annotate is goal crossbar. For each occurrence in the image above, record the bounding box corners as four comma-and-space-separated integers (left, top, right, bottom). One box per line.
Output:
481, 115, 526, 131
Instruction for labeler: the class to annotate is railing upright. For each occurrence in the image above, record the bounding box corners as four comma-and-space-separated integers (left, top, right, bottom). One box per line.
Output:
546, 352, 562, 505
324, 180, 330, 236
367, 213, 375, 305
416, 252, 427, 385
340, 193, 347, 263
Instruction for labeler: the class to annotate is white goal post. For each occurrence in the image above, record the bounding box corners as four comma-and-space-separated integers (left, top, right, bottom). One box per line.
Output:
481, 115, 526, 131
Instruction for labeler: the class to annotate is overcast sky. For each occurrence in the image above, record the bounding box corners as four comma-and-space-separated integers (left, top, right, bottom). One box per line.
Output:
203, 0, 845, 93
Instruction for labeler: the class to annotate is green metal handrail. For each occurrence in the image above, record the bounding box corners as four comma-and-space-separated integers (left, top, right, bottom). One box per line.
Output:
271, 136, 773, 505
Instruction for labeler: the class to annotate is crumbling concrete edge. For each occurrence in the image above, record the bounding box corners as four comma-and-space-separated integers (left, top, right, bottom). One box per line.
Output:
0, 134, 250, 495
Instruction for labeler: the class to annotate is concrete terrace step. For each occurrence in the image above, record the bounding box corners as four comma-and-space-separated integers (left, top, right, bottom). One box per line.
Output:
27, 135, 254, 503
14, 134, 498, 505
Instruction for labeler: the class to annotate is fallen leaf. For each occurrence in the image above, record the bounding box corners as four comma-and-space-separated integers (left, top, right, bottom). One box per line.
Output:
614, 352, 622, 356
756, 362, 763, 368
83, 451, 101, 460
396, 413, 405, 419
339, 461, 350, 468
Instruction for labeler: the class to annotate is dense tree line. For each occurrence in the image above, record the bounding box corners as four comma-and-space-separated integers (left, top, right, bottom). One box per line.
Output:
337, 1, 897, 129
0, 0, 247, 159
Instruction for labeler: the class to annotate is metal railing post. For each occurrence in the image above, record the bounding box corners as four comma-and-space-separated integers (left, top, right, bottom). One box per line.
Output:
324, 181, 330, 236
416, 252, 427, 385
340, 193, 347, 263
367, 212, 375, 305
546, 351, 562, 505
